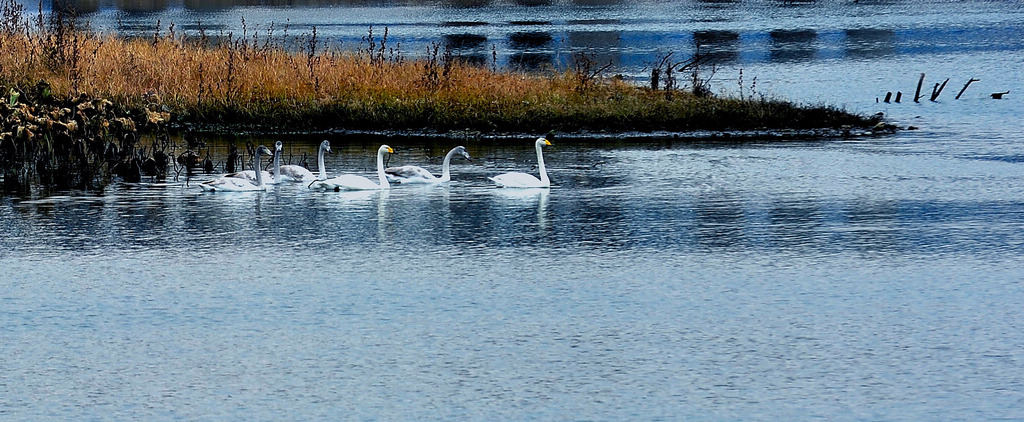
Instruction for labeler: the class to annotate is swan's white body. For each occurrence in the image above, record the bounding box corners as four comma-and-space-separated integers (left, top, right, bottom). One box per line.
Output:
310, 145, 394, 191
223, 169, 275, 185
270, 141, 318, 183
385, 146, 471, 184
277, 165, 315, 182
490, 138, 552, 188
200, 145, 273, 192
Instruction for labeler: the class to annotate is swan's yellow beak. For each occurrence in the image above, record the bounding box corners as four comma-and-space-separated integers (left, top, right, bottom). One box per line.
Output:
543, 139, 552, 146
387, 147, 394, 153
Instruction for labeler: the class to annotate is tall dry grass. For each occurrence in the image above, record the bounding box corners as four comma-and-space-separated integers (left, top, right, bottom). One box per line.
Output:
0, 1, 872, 132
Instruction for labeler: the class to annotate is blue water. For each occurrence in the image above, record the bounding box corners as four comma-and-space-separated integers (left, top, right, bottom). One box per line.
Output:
3, 0, 1024, 420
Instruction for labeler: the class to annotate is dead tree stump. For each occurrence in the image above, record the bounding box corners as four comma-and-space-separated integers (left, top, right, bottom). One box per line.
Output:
955, 78, 979, 99
914, 73, 925, 102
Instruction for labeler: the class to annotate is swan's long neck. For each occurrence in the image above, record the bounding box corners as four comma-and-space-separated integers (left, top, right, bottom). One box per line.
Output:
317, 145, 327, 180
536, 142, 549, 185
440, 148, 457, 182
377, 149, 390, 189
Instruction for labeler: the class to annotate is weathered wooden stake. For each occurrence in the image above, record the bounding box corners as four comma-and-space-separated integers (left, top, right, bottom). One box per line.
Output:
895, 91, 902, 103
930, 78, 949, 101
914, 73, 925, 102
884, 92, 892, 103
955, 78, 980, 99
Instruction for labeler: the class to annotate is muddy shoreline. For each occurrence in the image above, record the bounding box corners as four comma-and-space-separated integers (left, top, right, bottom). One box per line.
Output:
178, 122, 898, 143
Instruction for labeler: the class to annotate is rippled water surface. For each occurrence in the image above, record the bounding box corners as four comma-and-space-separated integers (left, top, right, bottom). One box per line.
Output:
3, 0, 1024, 420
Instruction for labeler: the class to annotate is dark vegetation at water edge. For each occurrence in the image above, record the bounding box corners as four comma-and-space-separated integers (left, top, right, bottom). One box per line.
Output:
0, 1, 878, 135
0, 81, 197, 192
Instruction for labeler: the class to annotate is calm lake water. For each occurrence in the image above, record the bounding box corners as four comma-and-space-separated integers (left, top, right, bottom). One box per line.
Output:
2, 0, 1024, 420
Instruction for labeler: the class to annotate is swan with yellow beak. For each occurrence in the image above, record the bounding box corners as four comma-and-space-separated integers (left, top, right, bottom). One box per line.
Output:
489, 137, 552, 188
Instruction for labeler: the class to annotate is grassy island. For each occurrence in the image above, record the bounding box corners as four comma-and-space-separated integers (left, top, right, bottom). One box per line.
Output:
0, 2, 877, 135
0, 2, 885, 191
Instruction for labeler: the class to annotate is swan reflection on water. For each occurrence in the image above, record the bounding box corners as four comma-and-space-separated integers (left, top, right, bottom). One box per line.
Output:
491, 187, 550, 230
377, 189, 390, 241
490, 186, 549, 201
317, 189, 380, 202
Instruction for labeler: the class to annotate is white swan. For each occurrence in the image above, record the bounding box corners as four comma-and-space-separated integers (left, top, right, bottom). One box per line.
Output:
223, 146, 275, 185
309, 145, 394, 191
385, 145, 471, 184
200, 145, 273, 192
270, 140, 321, 183
489, 137, 552, 188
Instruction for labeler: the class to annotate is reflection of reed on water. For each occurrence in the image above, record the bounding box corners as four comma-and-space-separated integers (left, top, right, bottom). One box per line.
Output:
441, 21, 488, 27
571, 0, 622, 6
508, 31, 554, 71
693, 30, 740, 64
51, 0, 99, 14
115, 0, 168, 13
509, 32, 552, 49
440, 0, 491, 8
513, 0, 551, 6
443, 33, 487, 49
509, 20, 550, 26
844, 28, 895, 60
769, 29, 817, 63
444, 33, 489, 66
569, 30, 621, 68
183, 0, 235, 11
694, 195, 744, 248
